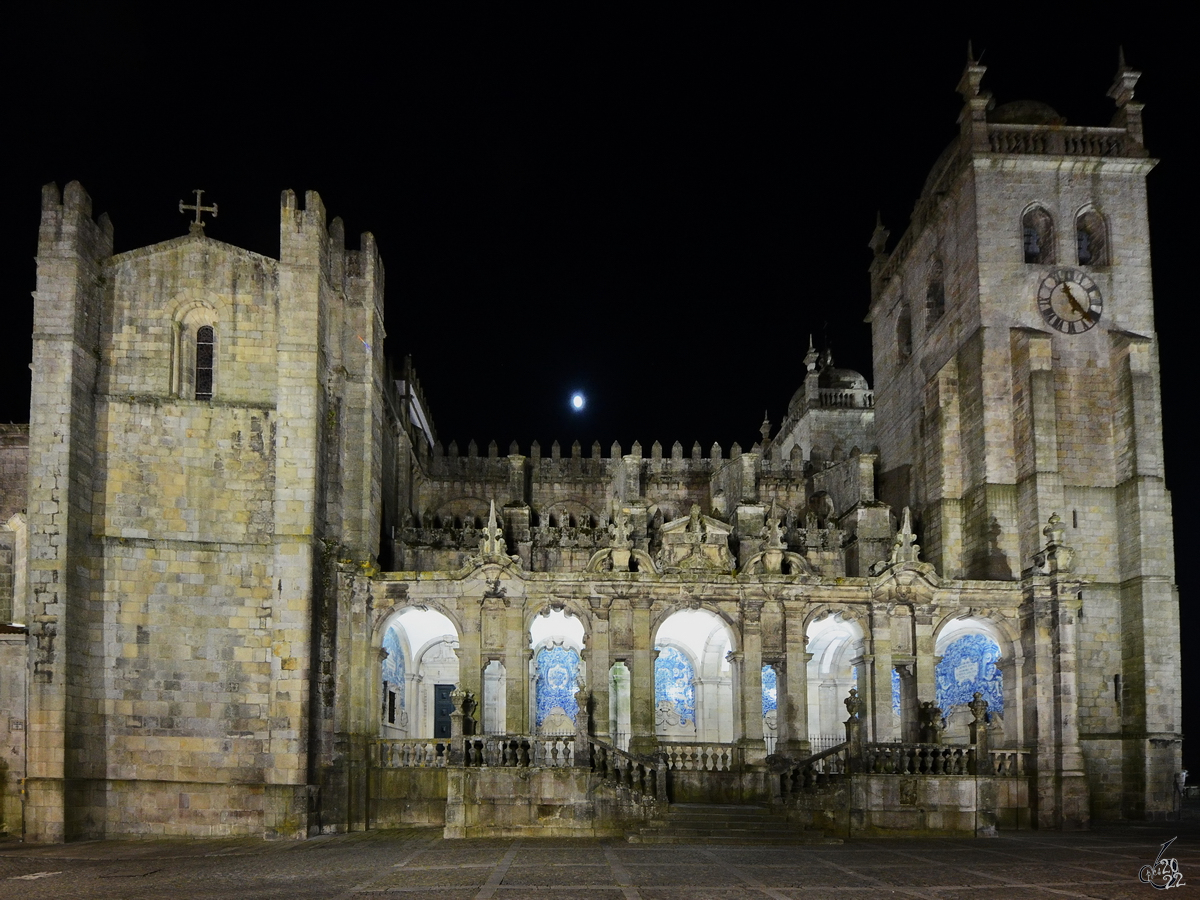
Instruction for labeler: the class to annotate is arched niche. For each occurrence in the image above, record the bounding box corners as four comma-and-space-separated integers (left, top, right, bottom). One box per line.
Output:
934, 615, 1012, 745
528, 608, 586, 735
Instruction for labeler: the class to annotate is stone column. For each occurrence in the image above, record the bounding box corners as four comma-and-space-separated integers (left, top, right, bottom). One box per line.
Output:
1021, 576, 1088, 830
504, 602, 528, 734
739, 600, 766, 762
726, 650, 744, 745
913, 602, 938, 713
868, 604, 895, 742
588, 608, 612, 743
629, 597, 657, 754
456, 616, 482, 735
784, 611, 809, 755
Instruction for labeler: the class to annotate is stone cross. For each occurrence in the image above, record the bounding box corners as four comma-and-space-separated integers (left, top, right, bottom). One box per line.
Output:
179, 189, 218, 234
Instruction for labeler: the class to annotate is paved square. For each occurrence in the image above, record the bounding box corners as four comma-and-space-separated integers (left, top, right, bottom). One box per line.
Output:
0, 823, 1196, 899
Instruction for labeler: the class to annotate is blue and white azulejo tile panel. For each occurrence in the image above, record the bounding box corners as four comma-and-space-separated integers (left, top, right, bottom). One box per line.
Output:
535, 646, 580, 727
654, 646, 696, 726
382, 624, 405, 708
762, 665, 777, 717
935, 633, 1003, 714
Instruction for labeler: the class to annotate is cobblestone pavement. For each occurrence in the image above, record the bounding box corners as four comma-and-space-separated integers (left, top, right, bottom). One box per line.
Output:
0, 823, 1198, 899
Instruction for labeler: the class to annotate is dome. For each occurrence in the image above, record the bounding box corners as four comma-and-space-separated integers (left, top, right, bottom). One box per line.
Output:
989, 100, 1065, 126
819, 367, 869, 391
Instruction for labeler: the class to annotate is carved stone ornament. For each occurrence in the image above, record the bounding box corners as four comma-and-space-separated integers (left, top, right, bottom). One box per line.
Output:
479, 500, 507, 557
968, 691, 989, 723
1032, 512, 1075, 575
844, 687, 865, 721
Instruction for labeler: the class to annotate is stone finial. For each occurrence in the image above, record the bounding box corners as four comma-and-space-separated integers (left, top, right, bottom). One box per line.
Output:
508, 440, 520, 456
888, 507, 922, 565
609, 501, 632, 549
804, 336, 819, 372
844, 688, 864, 721
671, 441, 683, 461
868, 211, 890, 258
919, 700, 946, 744
762, 500, 786, 551
479, 500, 507, 557
968, 691, 989, 724
1033, 512, 1074, 575
759, 412, 771, 445
1044, 512, 1065, 548
1108, 46, 1141, 108
955, 44, 987, 101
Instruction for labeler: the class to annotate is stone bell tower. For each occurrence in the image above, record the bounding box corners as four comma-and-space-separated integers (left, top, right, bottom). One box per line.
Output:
865, 51, 1179, 823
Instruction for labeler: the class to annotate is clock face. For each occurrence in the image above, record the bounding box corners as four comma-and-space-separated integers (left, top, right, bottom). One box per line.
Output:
1037, 268, 1103, 334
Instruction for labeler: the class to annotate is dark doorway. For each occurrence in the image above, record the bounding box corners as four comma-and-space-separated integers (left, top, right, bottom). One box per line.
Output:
433, 683, 456, 738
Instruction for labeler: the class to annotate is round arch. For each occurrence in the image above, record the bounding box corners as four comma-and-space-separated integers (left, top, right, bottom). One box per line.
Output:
378, 606, 461, 740
654, 608, 736, 743
932, 614, 1013, 745
805, 608, 864, 740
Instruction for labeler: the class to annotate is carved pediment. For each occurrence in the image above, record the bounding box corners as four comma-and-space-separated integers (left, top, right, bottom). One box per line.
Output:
656, 503, 736, 574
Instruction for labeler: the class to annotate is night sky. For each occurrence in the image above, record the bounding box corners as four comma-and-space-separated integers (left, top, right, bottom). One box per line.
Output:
6, 14, 1195, 763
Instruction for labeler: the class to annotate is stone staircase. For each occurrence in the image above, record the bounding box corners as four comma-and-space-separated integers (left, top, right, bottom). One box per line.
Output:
626, 803, 837, 844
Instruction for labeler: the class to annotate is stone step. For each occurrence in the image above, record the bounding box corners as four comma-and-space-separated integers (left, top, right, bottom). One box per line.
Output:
627, 803, 837, 844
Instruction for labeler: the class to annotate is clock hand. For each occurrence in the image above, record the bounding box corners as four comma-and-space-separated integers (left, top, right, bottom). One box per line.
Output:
1063, 284, 1088, 317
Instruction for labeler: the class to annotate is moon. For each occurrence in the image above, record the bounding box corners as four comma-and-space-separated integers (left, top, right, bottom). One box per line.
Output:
570, 392, 585, 411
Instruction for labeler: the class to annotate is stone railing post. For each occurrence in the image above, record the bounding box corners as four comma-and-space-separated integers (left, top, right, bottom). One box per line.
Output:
449, 689, 472, 765
844, 688, 866, 774
969, 692, 991, 774
574, 683, 592, 768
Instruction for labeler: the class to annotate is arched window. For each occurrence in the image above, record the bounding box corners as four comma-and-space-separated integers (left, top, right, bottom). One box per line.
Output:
1076, 209, 1108, 266
1023, 206, 1055, 264
195, 326, 215, 400
925, 259, 945, 327
171, 303, 219, 401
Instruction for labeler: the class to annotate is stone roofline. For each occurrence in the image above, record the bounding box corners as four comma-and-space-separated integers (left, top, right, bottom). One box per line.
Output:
107, 231, 280, 269
866, 52, 1156, 310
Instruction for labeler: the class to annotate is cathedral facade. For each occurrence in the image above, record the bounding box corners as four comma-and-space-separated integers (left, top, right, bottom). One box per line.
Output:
0, 55, 1180, 841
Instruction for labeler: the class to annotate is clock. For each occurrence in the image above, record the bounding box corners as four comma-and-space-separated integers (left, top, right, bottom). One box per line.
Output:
1037, 268, 1103, 334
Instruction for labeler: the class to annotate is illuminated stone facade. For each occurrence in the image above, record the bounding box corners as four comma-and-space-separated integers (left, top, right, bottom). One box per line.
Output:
0, 54, 1179, 840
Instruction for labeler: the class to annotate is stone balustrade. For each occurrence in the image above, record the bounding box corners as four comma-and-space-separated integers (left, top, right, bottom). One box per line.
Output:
589, 739, 667, 804
459, 735, 576, 768
775, 741, 849, 802
660, 742, 740, 772
376, 739, 448, 768
863, 742, 974, 776
987, 124, 1132, 157
990, 748, 1032, 776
